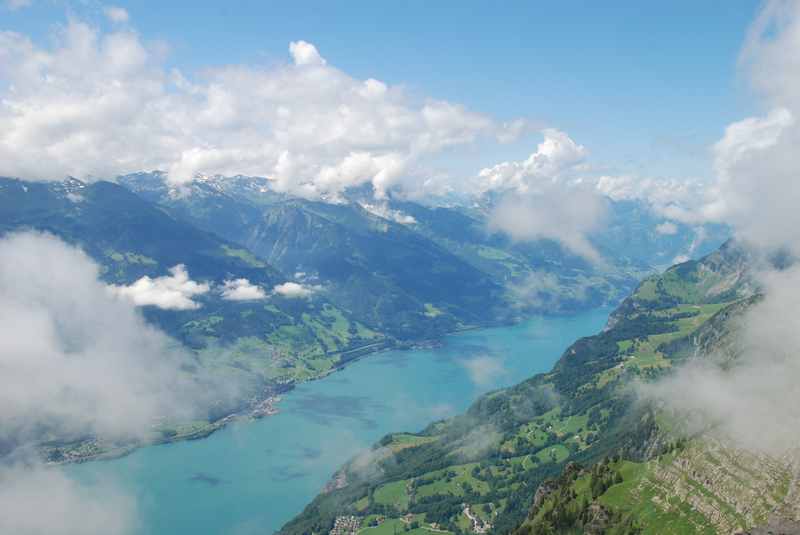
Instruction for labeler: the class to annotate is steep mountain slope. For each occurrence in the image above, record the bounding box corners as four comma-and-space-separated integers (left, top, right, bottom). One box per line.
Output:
241, 200, 508, 339
278, 241, 770, 535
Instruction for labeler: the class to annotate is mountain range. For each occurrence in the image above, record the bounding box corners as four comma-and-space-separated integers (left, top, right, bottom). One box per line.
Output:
0, 173, 727, 464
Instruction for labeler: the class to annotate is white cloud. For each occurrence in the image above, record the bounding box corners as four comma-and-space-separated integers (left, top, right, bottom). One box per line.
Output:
644, 264, 800, 455
643, 0, 800, 457
0, 20, 521, 200
0, 463, 135, 535
0, 232, 207, 445
109, 264, 209, 310
704, 107, 800, 253
359, 202, 417, 225
648, 1, 800, 256
488, 183, 609, 264
595, 174, 711, 225
273, 281, 316, 298
0, 233, 224, 535
655, 221, 678, 235
478, 130, 608, 264
104, 6, 130, 24
476, 129, 587, 195
289, 40, 326, 66
221, 278, 266, 301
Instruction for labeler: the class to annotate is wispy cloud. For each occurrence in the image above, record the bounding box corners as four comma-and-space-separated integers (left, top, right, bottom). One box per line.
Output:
461, 355, 508, 388
103, 6, 129, 23
488, 183, 609, 264
0, 232, 222, 535
0, 233, 207, 445
0, 462, 135, 535
643, 263, 800, 455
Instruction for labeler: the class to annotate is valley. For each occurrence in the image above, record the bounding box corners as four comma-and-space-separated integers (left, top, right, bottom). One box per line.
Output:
0, 175, 725, 465
2, 5, 799, 535
65, 310, 610, 534
279, 241, 799, 535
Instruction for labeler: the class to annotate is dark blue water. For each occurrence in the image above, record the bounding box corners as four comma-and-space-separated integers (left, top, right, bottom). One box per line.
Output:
68, 309, 608, 534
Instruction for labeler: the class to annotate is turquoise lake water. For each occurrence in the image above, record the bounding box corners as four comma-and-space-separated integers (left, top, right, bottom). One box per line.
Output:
67, 309, 609, 535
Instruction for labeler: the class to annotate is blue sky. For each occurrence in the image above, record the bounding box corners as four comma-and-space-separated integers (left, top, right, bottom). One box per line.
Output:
2, 0, 763, 182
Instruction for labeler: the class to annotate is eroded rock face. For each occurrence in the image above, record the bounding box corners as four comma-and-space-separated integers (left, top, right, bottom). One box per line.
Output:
634, 438, 797, 534
583, 503, 611, 535
746, 517, 800, 535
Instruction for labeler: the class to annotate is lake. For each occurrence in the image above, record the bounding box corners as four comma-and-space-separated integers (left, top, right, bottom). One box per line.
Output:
67, 309, 609, 535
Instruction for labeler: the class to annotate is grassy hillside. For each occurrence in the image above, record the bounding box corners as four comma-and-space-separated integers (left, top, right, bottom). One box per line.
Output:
278, 241, 766, 535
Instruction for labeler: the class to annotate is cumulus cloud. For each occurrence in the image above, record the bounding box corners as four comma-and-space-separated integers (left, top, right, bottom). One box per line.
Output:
0, 233, 208, 446
221, 278, 267, 301
0, 463, 135, 535
704, 107, 800, 253
590, 2, 800, 258
109, 264, 209, 310
104, 6, 130, 23
476, 129, 587, 195
289, 40, 326, 66
273, 281, 316, 298
477, 130, 608, 264
0, 20, 521, 200
651, 1, 800, 255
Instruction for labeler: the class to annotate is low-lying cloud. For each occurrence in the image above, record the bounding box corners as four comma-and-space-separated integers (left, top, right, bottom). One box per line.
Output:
641, 1, 800, 457
488, 184, 609, 264
644, 264, 800, 455
359, 202, 417, 225
477, 129, 609, 264
109, 264, 209, 310
273, 281, 317, 298
0, 231, 219, 534
0, 232, 207, 445
221, 278, 267, 301
0, 462, 135, 535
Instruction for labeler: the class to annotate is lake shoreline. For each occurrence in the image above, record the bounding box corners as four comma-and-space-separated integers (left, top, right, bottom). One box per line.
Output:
46, 309, 604, 466
66, 308, 612, 535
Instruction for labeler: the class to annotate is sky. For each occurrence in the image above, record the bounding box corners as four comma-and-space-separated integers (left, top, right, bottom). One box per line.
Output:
2, 0, 761, 182
0, 0, 795, 258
